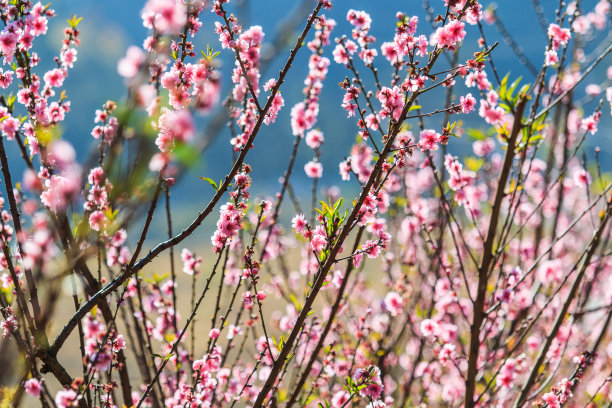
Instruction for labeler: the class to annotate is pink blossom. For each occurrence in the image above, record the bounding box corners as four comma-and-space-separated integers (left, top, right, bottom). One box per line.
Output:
1, 117, 20, 140
264, 92, 284, 125
142, 0, 186, 34
362, 239, 380, 258
353, 367, 383, 399
117, 46, 146, 79
0, 31, 17, 62
291, 102, 316, 135
547, 23, 571, 49
432, 20, 466, 48
339, 160, 351, 181
347, 9, 372, 32
465, 3, 483, 25
473, 138, 495, 157
365, 114, 380, 130
381, 42, 401, 64
414, 35, 429, 57
43, 68, 66, 88
542, 392, 560, 408
342, 85, 360, 117
0, 69, 13, 89
331, 391, 350, 407
465, 70, 491, 90
377, 86, 403, 121
420, 318, 438, 338
60, 47, 77, 68
88, 210, 106, 232
333, 41, 357, 64
545, 49, 559, 66
41, 172, 80, 212
359, 48, 377, 65
292, 214, 308, 235
573, 168, 592, 186
305, 129, 324, 149
155, 108, 195, 152
310, 233, 327, 252
479, 101, 506, 125
537, 259, 563, 285
211, 202, 244, 253
1, 314, 17, 338
24, 378, 42, 397
581, 112, 601, 134
459, 93, 476, 113
384, 291, 403, 316
585, 84, 601, 96
55, 389, 78, 407
405, 75, 426, 92
227, 324, 243, 339
417, 129, 442, 151
209, 328, 220, 339
242, 291, 254, 310
304, 161, 323, 178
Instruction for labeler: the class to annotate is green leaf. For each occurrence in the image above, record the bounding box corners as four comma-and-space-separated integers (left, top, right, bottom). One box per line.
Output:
507, 76, 522, 100
466, 128, 486, 141
465, 157, 485, 172
408, 104, 422, 112
174, 142, 198, 167
289, 293, 301, 311
200, 177, 218, 191
499, 103, 511, 113
518, 83, 531, 98
499, 73, 509, 100
66, 15, 83, 29
593, 173, 612, 195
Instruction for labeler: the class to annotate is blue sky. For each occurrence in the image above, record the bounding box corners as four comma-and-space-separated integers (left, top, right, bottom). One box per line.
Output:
13, 0, 611, 240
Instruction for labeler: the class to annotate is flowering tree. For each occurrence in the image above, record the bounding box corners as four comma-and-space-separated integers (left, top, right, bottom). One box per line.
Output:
0, 0, 611, 407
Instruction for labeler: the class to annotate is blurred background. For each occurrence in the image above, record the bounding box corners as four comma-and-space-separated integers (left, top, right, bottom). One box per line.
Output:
10, 0, 612, 244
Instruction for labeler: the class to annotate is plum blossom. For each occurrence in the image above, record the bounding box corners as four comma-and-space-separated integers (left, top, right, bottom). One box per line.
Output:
292, 214, 308, 235
384, 291, 403, 316
43, 68, 66, 87
420, 318, 439, 338
305, 161, 323, 178
417, 129, 442, 151
142, 0, 187, 34
305, 129, 324, 149
431, 20, 466, 48
154, 108, 195, 152
377, 86, 403, 121
24, 378, 42, 397
55, 389, 78, 407
459, 93, 476, 113
547, 23, 571, 48
181, 248, 202, 275
117, 46, 146, 78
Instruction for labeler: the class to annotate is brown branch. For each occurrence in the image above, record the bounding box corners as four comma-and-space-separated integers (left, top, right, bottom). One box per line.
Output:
512, 200, 612, 407
464, 96, 527, 408
48, 0, 324, 377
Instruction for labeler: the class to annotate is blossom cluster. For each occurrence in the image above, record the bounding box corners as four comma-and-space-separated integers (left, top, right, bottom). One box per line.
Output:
0, 1, 611, 408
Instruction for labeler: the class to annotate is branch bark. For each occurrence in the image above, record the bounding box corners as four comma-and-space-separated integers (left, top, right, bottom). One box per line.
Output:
464, 97, 527, 408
